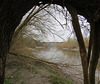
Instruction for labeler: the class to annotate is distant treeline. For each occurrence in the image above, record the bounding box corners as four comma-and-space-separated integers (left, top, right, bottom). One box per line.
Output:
59, 37, 89, 49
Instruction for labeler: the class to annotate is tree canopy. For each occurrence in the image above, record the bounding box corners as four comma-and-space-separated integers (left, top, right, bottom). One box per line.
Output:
0, 0, 100, 84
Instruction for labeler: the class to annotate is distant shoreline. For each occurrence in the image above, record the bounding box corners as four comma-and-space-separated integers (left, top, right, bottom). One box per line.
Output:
60, 48, 79, 51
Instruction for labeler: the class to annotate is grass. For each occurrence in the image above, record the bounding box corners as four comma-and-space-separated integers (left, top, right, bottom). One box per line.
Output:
35, 62, 72, 84
49, 75, 71, 84
32, 69, 39, 74
4, 70, 22, 84
4, 78, 14, 84
4, 79, 25, 84
5, 52, 72, 84
46, 66, 59, 75
21, 81, 25, 84
6, 62, 22, 69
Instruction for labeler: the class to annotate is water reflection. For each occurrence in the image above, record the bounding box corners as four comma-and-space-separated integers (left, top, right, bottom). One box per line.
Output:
35, 47, 100, 83
37, 47, 81, 65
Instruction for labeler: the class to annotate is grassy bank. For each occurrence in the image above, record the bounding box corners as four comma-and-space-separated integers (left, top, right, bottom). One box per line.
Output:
5, 50, 72, 84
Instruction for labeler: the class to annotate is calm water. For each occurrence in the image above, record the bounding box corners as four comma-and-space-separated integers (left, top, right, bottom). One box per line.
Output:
34, 47, 100, 83
37, 47, 81, 65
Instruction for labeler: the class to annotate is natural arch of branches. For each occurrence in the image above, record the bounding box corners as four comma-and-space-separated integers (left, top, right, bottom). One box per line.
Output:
0, 0, 100, 84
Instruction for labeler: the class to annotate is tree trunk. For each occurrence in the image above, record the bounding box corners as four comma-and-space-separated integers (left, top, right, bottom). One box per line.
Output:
0, 1, 37, 84
0, 22, 15, 84
0, 57, 6, 84
89, 18, 100, 84
67, 5, 89, 84
87, 19, 94, 66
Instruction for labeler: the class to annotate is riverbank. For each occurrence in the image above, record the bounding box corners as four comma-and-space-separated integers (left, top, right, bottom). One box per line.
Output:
5, 47, 72, 84
7, 45, 100, 84
60, 48, 79, 51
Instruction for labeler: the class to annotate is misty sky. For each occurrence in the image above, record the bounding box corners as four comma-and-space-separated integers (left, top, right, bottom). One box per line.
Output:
22, 5, 90, 42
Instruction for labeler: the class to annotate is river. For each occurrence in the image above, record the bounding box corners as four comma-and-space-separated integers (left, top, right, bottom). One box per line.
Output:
34, 46, 100, 84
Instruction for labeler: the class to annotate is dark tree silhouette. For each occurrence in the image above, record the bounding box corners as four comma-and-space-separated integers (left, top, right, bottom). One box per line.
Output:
0, 0, 100, 84
0, 0, 39, 83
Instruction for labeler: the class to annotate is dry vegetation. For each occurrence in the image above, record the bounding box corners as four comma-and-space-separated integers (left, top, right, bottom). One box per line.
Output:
5, 52, 72, 84
59, 37, 89, 49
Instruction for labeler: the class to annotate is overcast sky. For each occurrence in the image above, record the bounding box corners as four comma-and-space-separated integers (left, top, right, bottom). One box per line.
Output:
22, 5, 90, 42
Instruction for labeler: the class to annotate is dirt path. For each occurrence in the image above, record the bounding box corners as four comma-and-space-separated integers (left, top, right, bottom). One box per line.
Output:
5, 53, 72, 84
